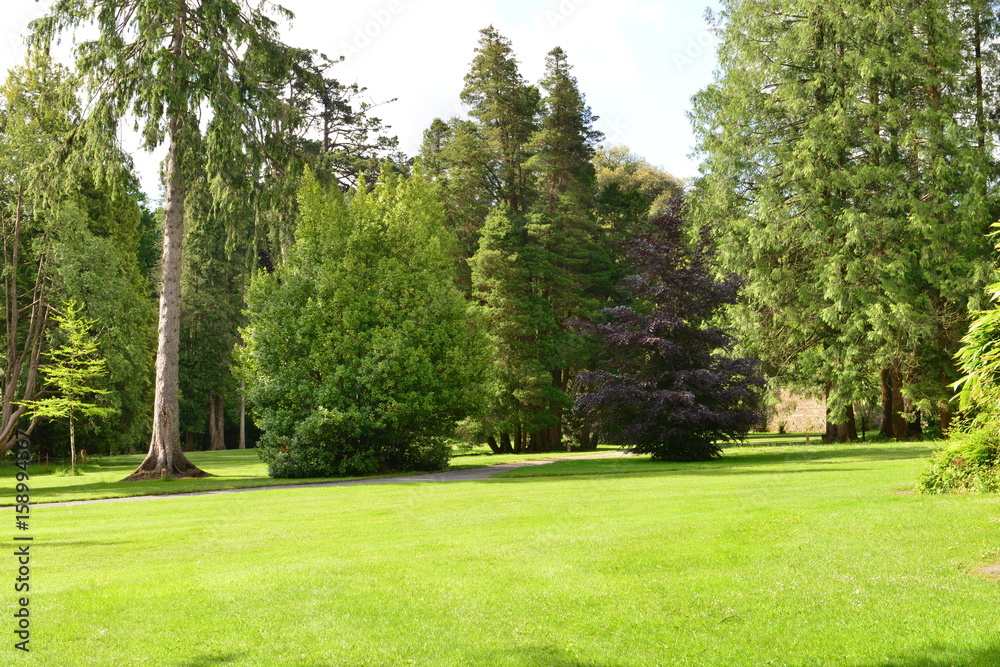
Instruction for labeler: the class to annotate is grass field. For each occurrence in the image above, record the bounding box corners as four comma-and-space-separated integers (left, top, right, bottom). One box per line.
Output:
0, 447, 619, 506
5, 442, 1000, 665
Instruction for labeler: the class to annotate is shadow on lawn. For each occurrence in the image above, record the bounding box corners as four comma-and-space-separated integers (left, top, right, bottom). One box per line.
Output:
724, 445, 933, 465
862, 641, 1000, 666
475, 644, 612, 666
492, 465, 863, 482
180, 653, 245, 667
491, 445, 933, 481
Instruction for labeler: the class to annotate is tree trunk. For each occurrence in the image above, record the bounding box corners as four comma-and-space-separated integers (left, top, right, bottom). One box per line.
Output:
122, 109, 210, 481
836, 404, 857, 442
485, 436, 501, 454
239, 381, 246, 449
69, 413, 76, 474
940, 404, 952, 437
821, 382, 837, 443
0, 186, 50, 454
879, 368, 893, 438
499, 432, 513, 454
207, 392, 226, 451
890, 369, 909, 440
514, 427, 523, 454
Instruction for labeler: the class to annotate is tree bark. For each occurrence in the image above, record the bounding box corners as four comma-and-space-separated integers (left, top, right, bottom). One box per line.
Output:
207, 392, 226, 450
940, 404, 952, 437
485, 436, 501, 454
836, 404, 857, 442
122, 100, 209, 480
69, 413, 76, 474
879, 368, 893, 438
0, 187, 50, 454
499, 432, 513, 454
239, 381, 246, 449
890, 369, 909, 440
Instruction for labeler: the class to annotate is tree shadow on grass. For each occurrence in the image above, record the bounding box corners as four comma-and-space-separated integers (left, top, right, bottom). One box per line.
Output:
487, 445, 933, 482
473, 644, 614, 666
179, 653, 246, 667
490, 465, 862, 482
723, 445, 933, 465
860, 641, 1000, 666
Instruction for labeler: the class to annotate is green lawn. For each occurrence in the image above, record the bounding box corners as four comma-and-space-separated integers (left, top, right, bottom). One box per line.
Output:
0, 446, 620, 506
6, 442, 1000, 665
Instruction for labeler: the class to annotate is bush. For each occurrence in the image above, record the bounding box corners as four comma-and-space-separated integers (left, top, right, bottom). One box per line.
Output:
241, 171, 487, 478
917, 426, 1000, 494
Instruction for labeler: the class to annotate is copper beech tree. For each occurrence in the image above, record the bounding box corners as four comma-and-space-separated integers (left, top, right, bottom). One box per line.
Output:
574, 204, 764, 462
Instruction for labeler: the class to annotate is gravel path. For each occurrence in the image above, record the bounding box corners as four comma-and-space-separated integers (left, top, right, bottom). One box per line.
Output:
35, 451, 628, 507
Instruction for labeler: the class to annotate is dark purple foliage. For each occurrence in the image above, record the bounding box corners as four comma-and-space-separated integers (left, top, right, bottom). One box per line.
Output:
574, 202, 764, 461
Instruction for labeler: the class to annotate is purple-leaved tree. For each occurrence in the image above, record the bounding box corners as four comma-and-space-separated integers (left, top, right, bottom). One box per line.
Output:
574, 202, 764, 461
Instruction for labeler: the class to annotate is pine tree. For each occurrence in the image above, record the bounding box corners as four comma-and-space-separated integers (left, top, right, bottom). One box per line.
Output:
19, 302, 116, 472
460, 26, 540, 214
470, 209, 570, 452
1, 53, 155, 456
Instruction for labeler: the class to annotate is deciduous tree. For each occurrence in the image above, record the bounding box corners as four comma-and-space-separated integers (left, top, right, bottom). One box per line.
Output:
575, 205, 764, 461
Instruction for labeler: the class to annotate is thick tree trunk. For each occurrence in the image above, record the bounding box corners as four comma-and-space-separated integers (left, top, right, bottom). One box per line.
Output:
485, 436, 501, 454
821, 382, 837, 443
122, 115, 210, 481
836, 404, 858, 442
499, 432, 513, 454
879, 369, 893, 438
940, 404, 952, 437
550, 423, 565, 452
207, 392, 226, 450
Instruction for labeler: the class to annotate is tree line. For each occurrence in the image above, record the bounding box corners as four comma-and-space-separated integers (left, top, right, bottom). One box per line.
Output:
6, 0, 995, 479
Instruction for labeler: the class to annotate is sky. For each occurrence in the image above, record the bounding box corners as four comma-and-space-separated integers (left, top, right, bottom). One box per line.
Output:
2, 0, 722, 201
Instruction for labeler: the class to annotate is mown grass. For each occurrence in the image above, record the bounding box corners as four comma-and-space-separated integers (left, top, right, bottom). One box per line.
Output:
5, 441, 1000, 665
0, 446, 619, 506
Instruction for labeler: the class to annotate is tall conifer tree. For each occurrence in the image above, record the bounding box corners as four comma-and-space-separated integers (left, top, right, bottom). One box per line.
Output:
32, 0, 305, 478
691, 0, 997, 439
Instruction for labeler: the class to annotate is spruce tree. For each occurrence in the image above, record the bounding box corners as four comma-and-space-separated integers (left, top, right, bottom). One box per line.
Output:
32, 0, 307, 478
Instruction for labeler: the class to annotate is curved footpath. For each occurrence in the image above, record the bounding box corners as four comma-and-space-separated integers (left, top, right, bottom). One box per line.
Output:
36, 451, 628, 507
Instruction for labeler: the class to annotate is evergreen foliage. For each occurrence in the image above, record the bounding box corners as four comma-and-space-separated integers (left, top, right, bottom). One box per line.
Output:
242, 171, 486, 477
18, 302, 116, 472
0, 54, 155, 456
690, 0, 998, 439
